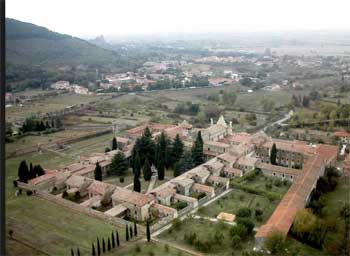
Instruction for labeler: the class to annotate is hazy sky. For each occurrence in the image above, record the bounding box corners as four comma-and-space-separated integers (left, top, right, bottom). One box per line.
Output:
7, 0, 350, 39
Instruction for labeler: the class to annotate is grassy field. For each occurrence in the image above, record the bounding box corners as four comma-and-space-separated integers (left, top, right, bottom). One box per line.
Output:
159, 217, 255, 256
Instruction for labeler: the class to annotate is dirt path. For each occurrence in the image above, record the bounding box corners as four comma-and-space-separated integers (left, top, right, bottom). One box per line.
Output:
152, 237, 203, 256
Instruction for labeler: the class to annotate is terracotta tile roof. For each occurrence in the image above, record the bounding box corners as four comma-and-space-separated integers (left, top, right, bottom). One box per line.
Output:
192, 183, 215, 194
223, 166, 243, 176
334, 131, 350, 137
74, 165, 95, 176
174, 193, 198, 203
66, 175, 92, 188
151, 186, 176, 198
256, 162, 300, 176
88, 180, 115, 196
104, 204, 127, 216
152, 203, 177, 215
237, 156, 258, 167
28, 169, 58, 185
205, 140, 230, 148
207, 175, 229, 183
217, 153, 238, 164
315, 144, 339, 165
64, 163, 86, 173
112, 187, 154, 207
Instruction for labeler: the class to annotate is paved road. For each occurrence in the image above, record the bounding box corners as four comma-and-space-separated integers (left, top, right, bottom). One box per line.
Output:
258, 110, 294, 133
146, 176, 157, 193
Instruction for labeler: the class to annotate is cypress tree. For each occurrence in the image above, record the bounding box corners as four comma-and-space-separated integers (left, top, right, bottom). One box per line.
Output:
97, 238, 101, 256
18, 160, 29, 183
173, 161, 181, 177
192, 131, 204, 166
157, 157, 165, 180
133, 151, 141, 178
92, 243, 96, 256
146, 221, 151, 242
111, 151, 128, 176
29, 162, 35, 179
116, 231, 120, 246
77, 248, 80, 256
35, 165, 45, 176
143, 157, 152, 181
270, 143, 277, 165
129, 225, 133, 239
71, 248, 74, 256
107, 237, 111, 251
102, 238, 106, 253
134, 222, 138, 237
112, 137, 118, 150
172, 134, 184, 164
111, 231, 115, 248
126, 225, 129, 241
94, 162, 102, 181
133, 175, 141, 192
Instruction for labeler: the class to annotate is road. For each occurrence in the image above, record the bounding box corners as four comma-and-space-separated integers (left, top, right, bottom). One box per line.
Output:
258, 110, 294, 133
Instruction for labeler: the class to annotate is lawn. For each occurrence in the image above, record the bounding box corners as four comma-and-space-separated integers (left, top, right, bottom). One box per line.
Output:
105, 241, 191, 256
159, 217, 255, 256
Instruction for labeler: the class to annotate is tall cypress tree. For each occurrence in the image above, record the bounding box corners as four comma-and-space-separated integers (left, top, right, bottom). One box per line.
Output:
112, 137, 118, 150
146, 221, 151, 242
143, 157, 152, 181
126, 225, 129, 241
177, 151, 194, 175
116, 231, 120, 246
111, 231, 115, 248
29, 162, 35, 179
157, 157, 165, 180
94, 162, 102, 181
133, 175, 141, 192
92, 243, 96, 256
71, 248, 74, 256
172, 134, 184, 164
102, 238, 106, 253
270, 143, 277, 165
111, 152, 128, 176
130, 225, 133, 239
134, 222, 138, 237
133, 152, 141, 178
18, 160, 29, 183
192, 131, 204, 166
107, 237, 111, 251
76, 248, 80, 256
97, 238, 101, 256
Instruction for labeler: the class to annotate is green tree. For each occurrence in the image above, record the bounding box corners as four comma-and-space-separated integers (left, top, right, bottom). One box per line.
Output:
270, 143, 277, 165
107, 237, 111, 251
111, 231, 115, 248
116, 231, 120, 246
133, 175, 141, 192
192, 131, 204, 166
143, 157, 152, 181
111, 151, 128, 176
18, 160, 29, 183
92, 243, 96, 256
133, 151, 141, 178
146, 221, 151, 242
172, 134, 184, 164
126, 225, 129, 241
97, 238, 101, 256
157, 157, 165, 180
102, 238, 106, 253
112, 137, 118, 150
264, 231, 286, 254
177, 151, 194, 175
130, 226, 133, 239
94, 162, 102, 181
134, 222, 138, 237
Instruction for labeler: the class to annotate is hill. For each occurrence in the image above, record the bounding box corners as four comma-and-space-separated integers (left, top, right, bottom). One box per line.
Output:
6, 18, 119, 67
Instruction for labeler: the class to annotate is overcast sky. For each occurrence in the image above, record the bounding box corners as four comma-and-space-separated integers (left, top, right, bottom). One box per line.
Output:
7, 0, 350, 39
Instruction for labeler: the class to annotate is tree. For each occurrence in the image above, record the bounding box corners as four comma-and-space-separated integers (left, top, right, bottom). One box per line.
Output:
126, 225, 129, 241
143, 157, 152, 181
71, 248, 74, 256
111, 231, 115, 248
76, 248, 80, 256
172, 134, 184, 164
94, 162, 102, 181
192, 131, 204, 166
133, 175, 141, 192
102, 238, 106, 253
270, 143, 277, 165
177, 151, 194, 175
18, 160, 29, 183
34, 165, 45, 176
237, 208, 252, 218
133, 127, 156, 166
231, 235, 241, 249
92, 243, 96, 256
111, 151, 128, 176
133, 151, 141, 178
264, 231, 286, 254
112, 137, 118, 150
116, 231, 120, 246
107, 237, 111, 251
97, 238, 101, 256
146, 221, 151, 242
157, 157, 165, 180
173, 161, 181, 177
28, 162, 35, 179
130, 225, 133, 239
134, 222, 138, 237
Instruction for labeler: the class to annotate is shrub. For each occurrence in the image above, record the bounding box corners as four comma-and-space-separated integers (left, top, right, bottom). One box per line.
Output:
119, 177, 124, 183
172, 218, 182, 230
13, 180, 18, 187
264, 231, 286, 254
237, 218, 255, 235
230, 224, 248, 238
164, 244, 169, 252
62, 190, 68, 198
184, 232, 197, 245
26, 190, 33, 196
231, 235, 241, 249
255, 209, 263, 217
237, 207, 252, 218
274, 179, 282, 187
